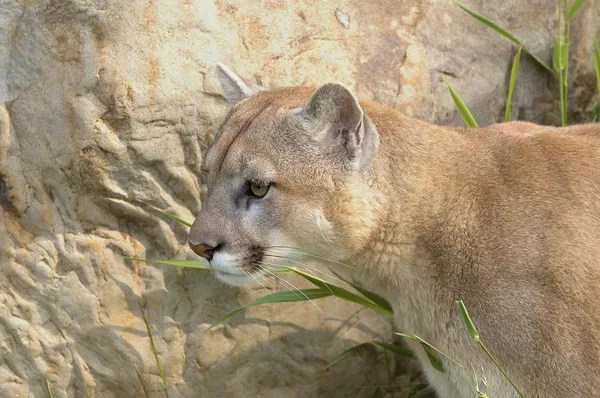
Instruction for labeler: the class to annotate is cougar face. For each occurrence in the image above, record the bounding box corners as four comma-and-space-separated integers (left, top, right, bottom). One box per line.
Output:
188, 65, 380, 285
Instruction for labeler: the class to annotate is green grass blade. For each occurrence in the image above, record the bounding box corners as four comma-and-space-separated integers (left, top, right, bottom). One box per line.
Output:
409, 386, 436, 398
560, 42, 569, 71
158, 210, 192, 227
136, 201, 193, 227
441, 74, 479, 128
326, 342, 371, 369
456, 300, 479, 340
44, 377, 53, 398
552, 39, 561, 72
455, 1, 521, 45
124, 257, 210, 270
557, 3, 567, 126
567, 0, 585, 20
593, 40, 600, 122
594, 40, 600, 98
330, 270, 394, 313
455, 300, 524, 397
139, 303, 169, 398
288, 268, 394, 317
348, 285, 394, 313
395, 333, 444, 372
209, 288, 333, 329
328, 340, 415, 370
505, 46, 522, 122
396, 333, 464, 369
372, 340, 414, 358
455, 1, 556, 76
560, 0, 570, 127
527, 52, 559, 76
421, 344, 445, 372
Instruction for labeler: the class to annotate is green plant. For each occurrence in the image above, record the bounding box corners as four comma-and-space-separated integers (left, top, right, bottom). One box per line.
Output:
441, 43, 521, 127
455, 0, 587, 126
126, 211, 437, 396
44, 377, 53, 398
505, 46, 523, 122
593, 40, 600, 121
138, 303, 169, 398
455, 1, 555, 76
442, 74, 479, 127
456, 300, 524, 397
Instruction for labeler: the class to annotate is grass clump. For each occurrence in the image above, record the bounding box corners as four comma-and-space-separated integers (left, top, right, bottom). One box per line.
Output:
453, 0, 591, 126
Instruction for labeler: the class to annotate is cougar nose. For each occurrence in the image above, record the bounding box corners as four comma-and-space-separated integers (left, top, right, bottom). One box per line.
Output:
189, 241, 216, 261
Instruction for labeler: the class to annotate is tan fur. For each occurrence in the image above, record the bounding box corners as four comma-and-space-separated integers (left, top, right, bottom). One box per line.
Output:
189, 67, 600, 397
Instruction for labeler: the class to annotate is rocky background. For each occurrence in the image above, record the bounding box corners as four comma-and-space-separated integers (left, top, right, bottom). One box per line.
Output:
0, 0, 599, 397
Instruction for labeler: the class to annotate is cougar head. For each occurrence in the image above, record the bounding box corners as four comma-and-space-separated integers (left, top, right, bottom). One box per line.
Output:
188, 64, 381, 286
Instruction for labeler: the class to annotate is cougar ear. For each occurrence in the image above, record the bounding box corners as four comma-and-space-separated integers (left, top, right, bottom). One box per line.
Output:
215, 63, 264, 104
299, 83, 366, 161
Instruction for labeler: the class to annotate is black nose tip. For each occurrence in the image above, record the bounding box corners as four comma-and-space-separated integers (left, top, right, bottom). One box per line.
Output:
189, 242, 216, 261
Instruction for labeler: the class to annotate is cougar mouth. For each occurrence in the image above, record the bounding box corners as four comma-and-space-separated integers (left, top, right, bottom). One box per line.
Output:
209, 246, 267, 286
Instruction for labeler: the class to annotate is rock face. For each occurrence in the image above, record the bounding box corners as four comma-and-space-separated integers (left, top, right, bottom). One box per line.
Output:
0, 0, 598, 397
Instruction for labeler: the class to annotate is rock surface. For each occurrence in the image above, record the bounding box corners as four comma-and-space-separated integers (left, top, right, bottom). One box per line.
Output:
0, 0, 598, 397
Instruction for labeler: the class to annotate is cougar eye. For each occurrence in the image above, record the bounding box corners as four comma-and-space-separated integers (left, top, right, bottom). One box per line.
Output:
248, 181, 270, 198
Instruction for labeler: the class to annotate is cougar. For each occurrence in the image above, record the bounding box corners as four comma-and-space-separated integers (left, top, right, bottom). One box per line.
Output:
188, 64, 600, 397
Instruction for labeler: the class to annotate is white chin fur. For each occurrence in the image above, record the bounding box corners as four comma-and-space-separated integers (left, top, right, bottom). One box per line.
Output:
214, 271, 257, 287
210, 252, 266, 287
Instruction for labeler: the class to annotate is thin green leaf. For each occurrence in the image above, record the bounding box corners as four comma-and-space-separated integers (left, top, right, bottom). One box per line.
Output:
441, 74, 479, 128
558, 0, 570, 127
455, 2, 522, 45
350, 285, 394, 313
136, 201, 193, 228
396, 333, 463, 369
455, 1, 556, 76
595, 40, 600, 96
560, 42, 569, 72
505, 46, 522, 122
288, 268, 394, 317
455, 301, 524, 397
330, 270, 394, 313
409, 386, 436, 398
527, 52, 558, 76
209, 288, 333, 329
567, 0, 585, 20
124, 257, 210, 270
594, 40, 600, 122
456, 300, 480, 340
139, 303, 169, 398
372, 340, 414, 358
326, 342, 371, 369
44, 377, 54, 398
553, 39, 562, 71
158, 210, 192, 227
396, 333, 445, 372
422, 343, 445, 372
